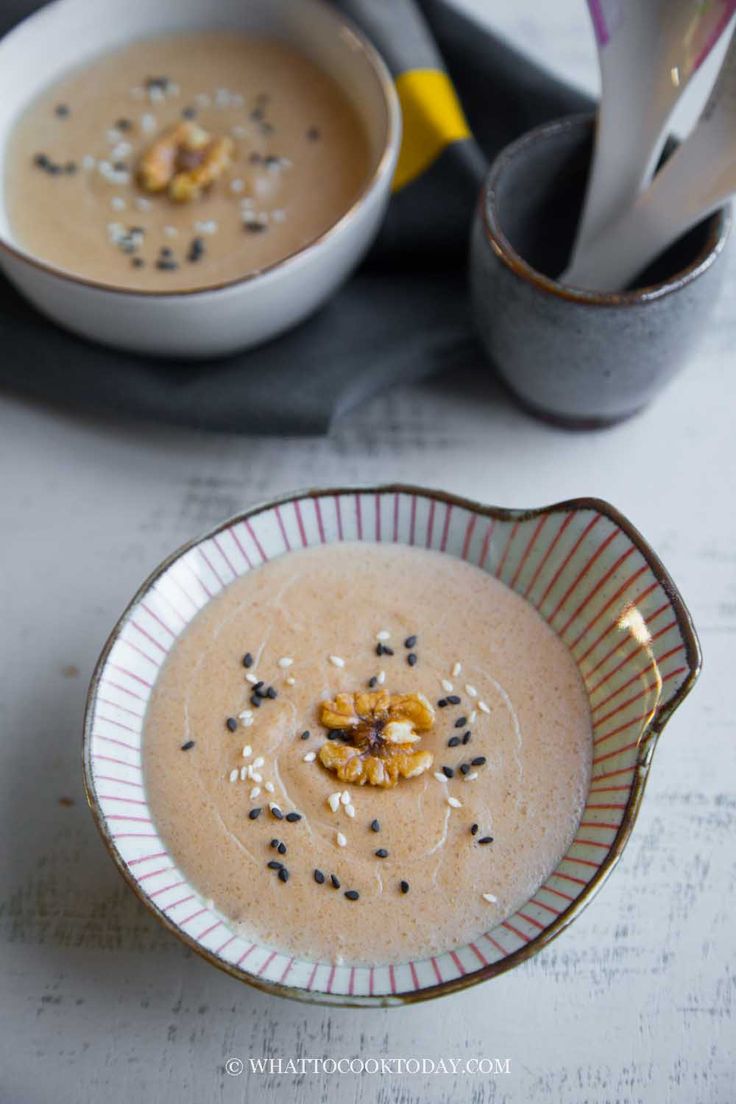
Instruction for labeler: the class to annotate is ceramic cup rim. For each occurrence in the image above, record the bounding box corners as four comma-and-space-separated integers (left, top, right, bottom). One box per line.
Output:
82, 483, 702, 1007
479, 112, 732, 308
0, 0, 401, 300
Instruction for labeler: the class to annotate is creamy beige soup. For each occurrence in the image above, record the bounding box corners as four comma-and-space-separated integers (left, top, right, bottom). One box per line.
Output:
4, 33, 372, 290
143, 542, 592, 965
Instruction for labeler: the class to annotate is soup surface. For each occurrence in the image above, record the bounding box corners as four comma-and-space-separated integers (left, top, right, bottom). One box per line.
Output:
143, 542, 592, 965
4, 32, 372, 290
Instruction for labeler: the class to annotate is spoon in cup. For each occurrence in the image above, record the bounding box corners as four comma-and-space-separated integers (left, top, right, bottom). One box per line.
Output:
564, 0, 736, 286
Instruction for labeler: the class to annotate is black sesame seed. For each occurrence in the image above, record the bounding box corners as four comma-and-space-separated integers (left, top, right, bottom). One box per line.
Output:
455, 716, 468, 728
253, 681, 264, 692
344, 889, 359, 901
285, 812, 302, 823
226, 717, 238, 732
330, 874, 341, 889
243, 652, 254, 668
116, 117, 132, 130
160, 246, 173, 257
471, 756, 487, 767
270, 806, 284, 820
368, 676, 378, 688
442, 766, 454, 779
400, 880, 410, 894
187, 236, 205, 263
266, 686, 277, 700
181, 106, 197, 119
459, 763, 470, 775
437, 699, 448, 708
249, 807, 262, 820
300, 730, 311, 740
113, 161, 127, 172
375, 848, 388, 858
250, 695, 262, 708
462, 731, 472, 745
370, 819, 380, 833
375, 643, 384, 656
382, 646, 395, 656
270, 838, 280, 849
404, 635, 417, 648
267, 860, 283, 870
64, 161, 77, 174
407, 653, 418, 667
249, 152, 262, 164
55, 103, 70, 117
34, 153, 49, 168
447, 736, 461, 748
278, 867, 289, 883
155, 259, 179, 271
447, 695, 462, 706
277, 841, 287, 855
131, 257, 145, 268
314, 869, 325, 884
478, 836, 494, 845
470, 823, 479, 835
244, 220, 267, 234
306, 126, 320, 141
180, 740, 195, 751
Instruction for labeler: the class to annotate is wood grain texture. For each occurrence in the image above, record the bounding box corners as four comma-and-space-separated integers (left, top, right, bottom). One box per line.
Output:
0, 2, 734, 1101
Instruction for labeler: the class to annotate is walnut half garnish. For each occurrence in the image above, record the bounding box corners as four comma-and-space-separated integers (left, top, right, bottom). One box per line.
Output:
137, 121, 234, 203
317, 690, 435, 788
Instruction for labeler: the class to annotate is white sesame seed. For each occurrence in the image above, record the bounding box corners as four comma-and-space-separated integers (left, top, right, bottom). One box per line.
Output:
285, 676, 296, 686
231, 124, 249, 139
271, 208, 286, 223
328, 792, 342, 813
252, 756, 264, 769
336, 831, 347, 848
340, 791, 350, 806
106, 127, 123, 144
238, 709, 253, 720
111, 141, 132, 160
441, 679, 454, 693
345, 804, 356, 818
229, 769, 238, 783
433, 772, 448, 784
164, 225, 178, 239
376, 630, 391, 641
242, 716, 254, 728
251, 772, 263, 784
377, 671, 386, 686
478, 701, 491, 715
82, 154, 96, 171
264, 782, 274, 794
242, 745, 252, 758
110, 196, 126, 211
149, 86, 165, 105
194, 219, 218, 235
482, 892, 498, 904
141, 113, 157, 134
239, 766, 248, 781
465, 684, 478, 698
135, 197, 152, 212
230, 178, 245, 194
464, 771, 479, 781
447, 796, 462, 809
278, 657, 294, 668
452, 662, 462, 677
245, 673, 259, 685
249, 786, 261, 799
195, 93, 211, 108
329, 655, 345, 668
303, 751, 316, 763
469, 710, 478, 724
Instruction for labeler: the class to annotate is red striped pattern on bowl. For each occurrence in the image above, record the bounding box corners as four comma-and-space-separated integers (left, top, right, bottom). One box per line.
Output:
83, 486, 700, 1005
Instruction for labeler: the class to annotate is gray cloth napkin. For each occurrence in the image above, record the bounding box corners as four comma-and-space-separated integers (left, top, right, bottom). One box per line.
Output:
0, 0, 591, 434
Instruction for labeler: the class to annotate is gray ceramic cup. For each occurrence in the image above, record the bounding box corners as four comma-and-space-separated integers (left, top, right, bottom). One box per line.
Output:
470, 114, 731, 427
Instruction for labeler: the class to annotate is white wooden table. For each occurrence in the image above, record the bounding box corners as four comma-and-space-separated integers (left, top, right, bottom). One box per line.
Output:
1, 4, 734, 1101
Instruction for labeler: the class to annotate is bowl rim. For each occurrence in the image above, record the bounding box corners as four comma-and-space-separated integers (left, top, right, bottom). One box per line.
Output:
82, 483, 702, 1006
0, 0, 401, 299
479, 112, 732, 308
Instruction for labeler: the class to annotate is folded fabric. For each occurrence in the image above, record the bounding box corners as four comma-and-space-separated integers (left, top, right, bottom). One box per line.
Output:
0, 0, 591, 434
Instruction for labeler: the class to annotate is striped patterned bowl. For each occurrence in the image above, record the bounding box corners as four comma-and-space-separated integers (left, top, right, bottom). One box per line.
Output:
83, 486, 700, 1005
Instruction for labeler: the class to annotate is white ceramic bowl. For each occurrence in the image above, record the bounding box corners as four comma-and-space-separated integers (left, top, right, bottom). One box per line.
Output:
0, 0, 400, 357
